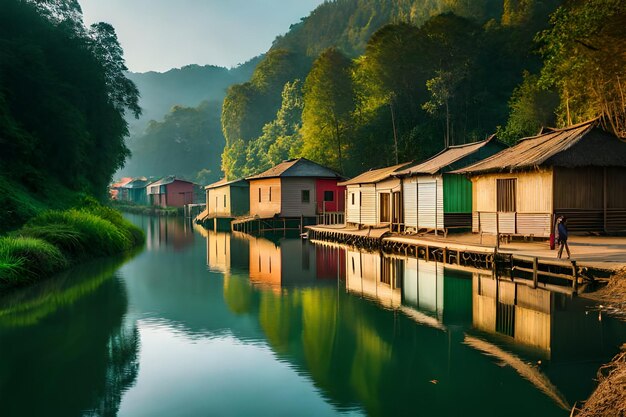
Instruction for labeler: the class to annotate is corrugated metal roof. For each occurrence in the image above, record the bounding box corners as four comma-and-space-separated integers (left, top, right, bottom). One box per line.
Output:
147, 176, 194, 187
338, 162, 413, 186
205, 178, 248, 190
453, 119, 625, 174
247, 158, 343, 180
396, 136, 503, 176
122, 177, 150, 189
110, 177, 133, 188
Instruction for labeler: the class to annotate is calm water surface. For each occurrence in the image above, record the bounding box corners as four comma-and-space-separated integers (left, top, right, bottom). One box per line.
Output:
0, 214, 624, 417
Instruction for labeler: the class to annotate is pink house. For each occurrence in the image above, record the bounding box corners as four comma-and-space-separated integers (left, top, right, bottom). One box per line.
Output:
147, 176, 195, 208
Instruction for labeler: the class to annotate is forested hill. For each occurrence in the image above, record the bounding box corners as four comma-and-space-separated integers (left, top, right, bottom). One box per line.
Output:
220, 0, 626, 180
271, 0, 506, 58
125, 59, 259, 136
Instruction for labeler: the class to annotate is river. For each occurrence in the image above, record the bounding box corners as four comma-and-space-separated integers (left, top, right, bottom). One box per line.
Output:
0, 214, 623, 417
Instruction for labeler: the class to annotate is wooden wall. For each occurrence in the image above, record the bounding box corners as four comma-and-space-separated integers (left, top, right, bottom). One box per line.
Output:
249, 178, 281, 218
553, 167, 603, 209
472, 169, 553, 213
280, 177, 317, 217
207, 185, 231, 216
402, 176, 444, 230
346, 185, 361, 224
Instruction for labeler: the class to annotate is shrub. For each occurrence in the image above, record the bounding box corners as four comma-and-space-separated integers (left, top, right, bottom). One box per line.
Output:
26, 209, 132, 257
0, 237, 67, 286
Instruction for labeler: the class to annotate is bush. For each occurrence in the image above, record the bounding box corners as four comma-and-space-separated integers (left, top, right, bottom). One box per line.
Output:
82, 204, 145, 246
0, 237, 68, 286
26, 209, 132, 257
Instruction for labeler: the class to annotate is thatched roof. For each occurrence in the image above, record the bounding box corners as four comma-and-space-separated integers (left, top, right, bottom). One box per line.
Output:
205, 178, 248, 190
453, 120, 626, 175
247, 158, 343, 180
396, 136, 506, 176
338, 162, 412, 186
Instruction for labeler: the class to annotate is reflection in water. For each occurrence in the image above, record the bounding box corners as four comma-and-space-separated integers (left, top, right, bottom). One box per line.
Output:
0, 259, 139, 417
1, 215, 623, 417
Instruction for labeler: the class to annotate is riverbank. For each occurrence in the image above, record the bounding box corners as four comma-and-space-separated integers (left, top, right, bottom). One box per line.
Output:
0, 202, 144, 290
574, 347, 626, 417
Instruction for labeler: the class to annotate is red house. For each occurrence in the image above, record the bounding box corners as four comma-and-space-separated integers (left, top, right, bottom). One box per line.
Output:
316, 178, 345, 214
147, 176, 195, 208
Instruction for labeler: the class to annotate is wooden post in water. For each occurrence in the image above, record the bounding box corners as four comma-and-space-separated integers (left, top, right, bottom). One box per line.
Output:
496, 212, 500, 250
533, 257, 538, 288
572, 260, 578, 293
300, 215, 304, 233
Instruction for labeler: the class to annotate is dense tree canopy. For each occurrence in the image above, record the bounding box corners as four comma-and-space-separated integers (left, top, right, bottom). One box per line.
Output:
0, 0, 139, 199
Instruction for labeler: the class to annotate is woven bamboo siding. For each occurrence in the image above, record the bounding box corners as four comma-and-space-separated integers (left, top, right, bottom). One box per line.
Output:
249, 178, 281, 218
403, 179, 418, 228
280, 177, 316, 217
360, 185, 377, 226
346, 185, 361, 224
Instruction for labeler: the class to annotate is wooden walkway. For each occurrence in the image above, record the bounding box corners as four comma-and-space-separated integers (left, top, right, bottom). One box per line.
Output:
306, 225, 619, 294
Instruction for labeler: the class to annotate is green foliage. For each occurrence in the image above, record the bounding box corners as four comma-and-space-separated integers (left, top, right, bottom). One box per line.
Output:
537, 0, 626, 136
221, 50, 311, 148
0, 0, 139, 203
497, 72, 558, 143
301, 48, 356, 173
223, 80, 305, 178
0, 237, 68, 285
120, 101, 223, 182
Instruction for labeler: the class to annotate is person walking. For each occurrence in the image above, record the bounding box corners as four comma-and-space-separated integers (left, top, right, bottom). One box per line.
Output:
557, 216, 571, 259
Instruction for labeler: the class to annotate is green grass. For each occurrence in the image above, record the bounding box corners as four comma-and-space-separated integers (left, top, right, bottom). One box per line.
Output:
0, 237, 68, 285
0, 201, 145, 289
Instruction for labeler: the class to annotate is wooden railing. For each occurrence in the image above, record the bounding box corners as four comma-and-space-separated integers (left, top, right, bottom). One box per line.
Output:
316, 212, 345, 226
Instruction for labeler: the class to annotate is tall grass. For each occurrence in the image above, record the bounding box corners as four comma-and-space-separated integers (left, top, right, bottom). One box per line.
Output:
0, 203, 145, 289
0, 237, 68, 285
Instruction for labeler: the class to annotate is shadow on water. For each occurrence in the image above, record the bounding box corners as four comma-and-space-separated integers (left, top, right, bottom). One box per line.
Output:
0, 256, 140, 417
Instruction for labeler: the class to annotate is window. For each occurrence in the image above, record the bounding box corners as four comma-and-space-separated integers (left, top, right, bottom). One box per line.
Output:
497, 179, 517, 212
380, 193, 391, 223
301, 190, 310, 203
324, 191, 334, 202
258, 188, 261, 203
223, 194, 226, 208
351, 193, 355, 205
269, 186, 272, 201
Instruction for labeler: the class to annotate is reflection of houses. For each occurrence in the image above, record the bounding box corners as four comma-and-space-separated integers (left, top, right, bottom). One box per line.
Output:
341, 163, 411, 230
144, 216, 194, 251
147, 176, 195, 208
345, 249, 402, 308
473, 273, 552, 354
455, 120, 626, 236
247, 158, 345, 219
402, 259, 444, 319
248, 236, 342, 290
396, 137, 507, 233
205, 231, 250, 273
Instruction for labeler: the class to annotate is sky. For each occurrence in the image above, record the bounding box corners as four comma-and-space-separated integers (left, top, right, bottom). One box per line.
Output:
79, 0, 325, 73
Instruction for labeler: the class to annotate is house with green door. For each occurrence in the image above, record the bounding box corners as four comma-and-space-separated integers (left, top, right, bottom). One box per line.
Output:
395, 136, 507, 234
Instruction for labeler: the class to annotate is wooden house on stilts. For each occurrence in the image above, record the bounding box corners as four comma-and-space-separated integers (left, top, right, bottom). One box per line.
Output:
246, 158, 345, 220
454, 120, 626, 237
396, 137, 507, 234
340, 162, 412, 230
